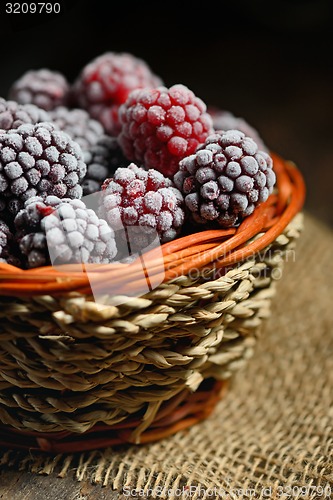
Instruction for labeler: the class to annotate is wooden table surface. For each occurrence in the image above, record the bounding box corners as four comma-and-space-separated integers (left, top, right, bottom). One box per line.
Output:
0, 470, 121, 500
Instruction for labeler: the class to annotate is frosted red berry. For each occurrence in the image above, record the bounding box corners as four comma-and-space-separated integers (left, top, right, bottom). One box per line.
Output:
9, 69, 70, 111
73, 52, 162, 136
174, 130, 276, 227
118, 85, 213, 178
100, 163, 185, 255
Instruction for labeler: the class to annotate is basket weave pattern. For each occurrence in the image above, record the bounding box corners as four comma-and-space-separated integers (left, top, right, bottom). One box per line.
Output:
0, 155, 305, 450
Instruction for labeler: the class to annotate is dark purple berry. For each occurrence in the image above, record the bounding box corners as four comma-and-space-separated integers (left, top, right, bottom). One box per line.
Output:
0, 97, 49, 131
174, 130, 276, 227
9, 69, 70, 111
15, 196, 117, 268
0, 122, 87, 219
210, 109, 267, 151
82, 135, 130, 196
49, 107, 104, 151
0, 218, 21, 266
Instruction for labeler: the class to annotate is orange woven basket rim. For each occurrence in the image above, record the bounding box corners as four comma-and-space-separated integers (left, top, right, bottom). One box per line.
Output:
0, 153, 306, 298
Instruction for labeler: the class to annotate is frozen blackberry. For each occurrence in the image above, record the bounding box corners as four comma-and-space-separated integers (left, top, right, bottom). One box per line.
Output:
0, 219, 21, 266
210, 109, 267, 151
49, 107, 104, 151
82, 135, 129, 196
0, 218, 12, 262
0, 122, 86, 219
118, 84, 213, 178
100, 163, 185, 255
73, 52, 162, 135
0, 97, 49, 131
15, 196, 117, 268
9, 69, 70, 111
174, 130, 276, 228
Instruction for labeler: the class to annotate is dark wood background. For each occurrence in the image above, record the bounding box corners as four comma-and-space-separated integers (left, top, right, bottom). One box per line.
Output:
1, 0, 333, 228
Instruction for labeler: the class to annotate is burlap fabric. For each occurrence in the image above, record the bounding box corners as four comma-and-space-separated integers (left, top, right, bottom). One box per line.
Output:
0, 213, 332, 499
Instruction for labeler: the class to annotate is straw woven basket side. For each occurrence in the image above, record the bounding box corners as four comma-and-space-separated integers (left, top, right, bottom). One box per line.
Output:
0, 154, 305, 452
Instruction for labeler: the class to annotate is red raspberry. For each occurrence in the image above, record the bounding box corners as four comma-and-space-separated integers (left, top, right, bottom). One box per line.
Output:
118, 85, 213, 178
73, 52, 162, 136
100, 163, 185, 255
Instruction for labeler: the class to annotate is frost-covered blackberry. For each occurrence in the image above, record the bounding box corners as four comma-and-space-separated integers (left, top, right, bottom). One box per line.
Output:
0, 122, 86, 218
49, 107, 104, 151
0, 219, 21, 266
100, 163, 185, 255
9, 69, 70, 111
74, 52, 162, 135
0, 97, 49, 131
174, 130, 276, 227
0, 219, 12, 262
15, 196, 117, 268
210, 109, 267, 151
82, 135, 129, 196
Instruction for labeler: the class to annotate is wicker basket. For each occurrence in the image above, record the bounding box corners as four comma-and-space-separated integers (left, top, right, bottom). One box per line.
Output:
0, 153, 305, 452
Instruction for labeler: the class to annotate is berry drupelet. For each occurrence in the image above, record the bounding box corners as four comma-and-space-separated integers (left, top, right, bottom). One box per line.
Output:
49, 107, 104, 151
0, 97, 49, 131
174, 130, 276, 228
9, 69, 70, 111
73, 52, 162, 136
82, 135, 129, 196
100, 163, 185, 255
0, 122, 86, 219
15, 196, 117, 268
118, 84, 213, 178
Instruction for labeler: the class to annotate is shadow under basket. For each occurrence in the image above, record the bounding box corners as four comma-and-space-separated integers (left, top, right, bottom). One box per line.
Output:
0, 154, 305, 453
